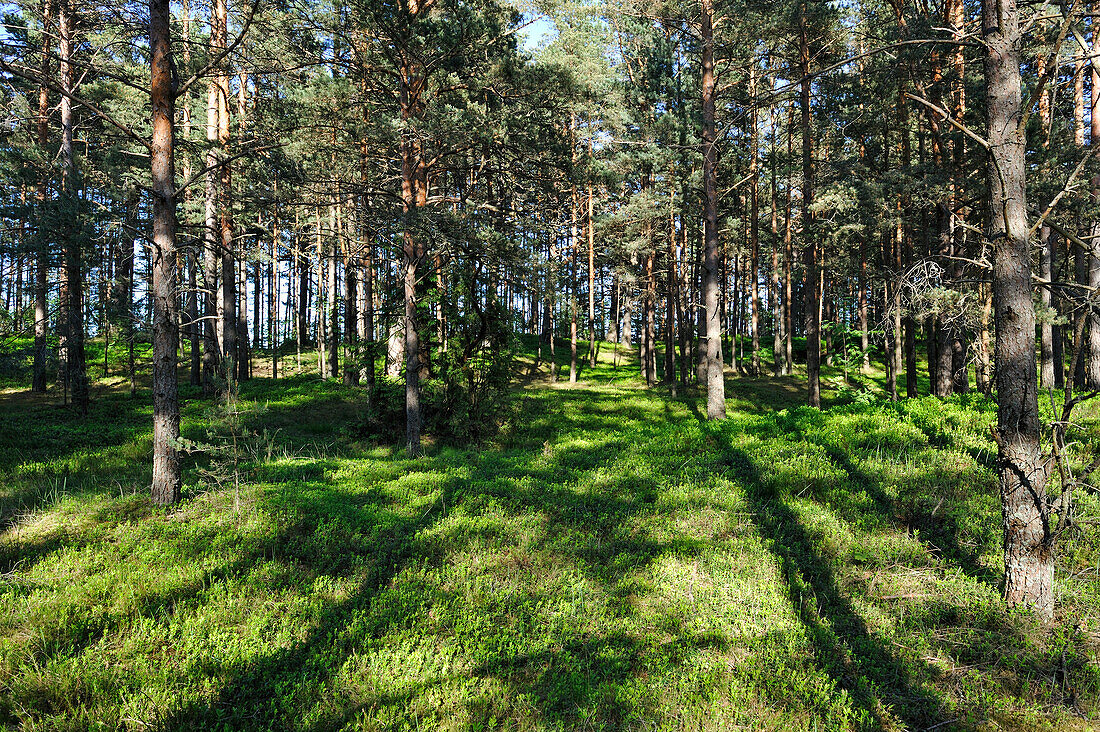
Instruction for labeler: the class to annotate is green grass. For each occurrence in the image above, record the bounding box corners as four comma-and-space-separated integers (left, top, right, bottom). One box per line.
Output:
0, 339, 1098, 731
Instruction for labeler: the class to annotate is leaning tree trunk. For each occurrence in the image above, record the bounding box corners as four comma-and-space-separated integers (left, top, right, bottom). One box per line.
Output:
701, 0, 725, 419
983, 0, 1053, 620
150, 0, 181, 505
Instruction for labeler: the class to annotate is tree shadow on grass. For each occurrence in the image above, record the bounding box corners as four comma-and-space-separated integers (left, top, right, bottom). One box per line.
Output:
158, 478, 459, 730
152, 411, 699, 730
708, 426, 953, 730
818, 443, 999, 590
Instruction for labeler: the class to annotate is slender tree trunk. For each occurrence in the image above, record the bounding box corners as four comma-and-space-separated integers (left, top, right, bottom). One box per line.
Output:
201, 3, 221, 394
1089, 10, 1100, 389
1040, 223, 1055, 390
115, 194, 139, 396
359, 133, 376, 400
749, 63, 761, 377
665, 169, 678, 390
296, 227, 309, 353
344, 228, 359, 386
316, 209, 326, 377
202, 158, 219, 393
984, 0, 1052, 620
327, 203, 340, 379
859, 241, 869, 372
1053, 236, 1065, 390
644, 249, 657, 386
270, 189, 279, 380
588, 170, 597, 368
769, 103, 784, 378
150, 0, 181, 504
784, 109, 794, 376
181, 0, 200, 388
60, 0, 87, 415
363, 243, 376, 398
949, 0, 969, 396
701, 0, 725, 418
31, 0, 52, 394
799, 4, 819, 408
213, 0, 236, 386
401, 53, 426, 455
237, 261, 250, 382
188, 244, 201, 385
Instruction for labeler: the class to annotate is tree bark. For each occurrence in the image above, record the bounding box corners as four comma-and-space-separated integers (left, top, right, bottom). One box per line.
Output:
32, 0, 52, 394
150, 0, 181, 505
799, 3, 820, 408
214, 0, 236, 386
270, 188, 280, 381
1040, 222, 1055, 390
784, 108, 794, 376
983, 0, 1053, 620
60, 0, 86, 415
344, 221, 359, 386
327, 203, 340, 380
701, 0, 725, 419
588, 171, 597, 369
665, 169, 678, 390
400, 50, 426, 455
749, 63, 761, 377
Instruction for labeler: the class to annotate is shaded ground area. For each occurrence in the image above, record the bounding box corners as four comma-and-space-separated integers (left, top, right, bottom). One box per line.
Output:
0, 344, 1098, 731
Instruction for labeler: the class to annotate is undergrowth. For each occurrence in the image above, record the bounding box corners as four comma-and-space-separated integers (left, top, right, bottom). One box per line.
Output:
0, 341, 1097, 731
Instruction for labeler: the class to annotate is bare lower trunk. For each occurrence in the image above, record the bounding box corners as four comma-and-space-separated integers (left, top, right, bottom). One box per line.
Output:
799, 5, 819, 408
701, 0, 725, 419
150, 0, 181, 505
327, 205, 340, 380
60, 0, 86, 415
214, 0, 235, 387
665, 173, 678, 390
344, 246, 359, 386
404, 244, 420, 454
362, 238, 376, 400
749, 65, 761, 377
401, 51, 427, 455
269, 200, 279, 381
1040, 224, 1054, 390
201, 145, 219, 393
984, 0, 1052, 620
31, 0, 51, 394
588, 179, 597, 368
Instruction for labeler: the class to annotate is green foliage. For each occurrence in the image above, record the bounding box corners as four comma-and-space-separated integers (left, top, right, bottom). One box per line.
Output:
0, 338, 1098, 730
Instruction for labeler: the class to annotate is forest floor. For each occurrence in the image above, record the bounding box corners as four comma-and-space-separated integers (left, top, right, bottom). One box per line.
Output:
0, 338, 1099, 731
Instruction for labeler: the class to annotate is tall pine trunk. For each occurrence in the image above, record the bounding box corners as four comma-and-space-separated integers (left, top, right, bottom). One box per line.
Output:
799, 3, 820, 408
31, 0, 51, 394
701, 0, 725, 419
60, 0, 87, 415
983, 0, 1052, 620
749, 63, 761, 377
400, 51, 426, 455
588, 173, 597, 369
150, 0, 181, 505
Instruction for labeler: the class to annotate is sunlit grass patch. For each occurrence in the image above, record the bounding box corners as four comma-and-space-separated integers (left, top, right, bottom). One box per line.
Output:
0, 353, 1098, 730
